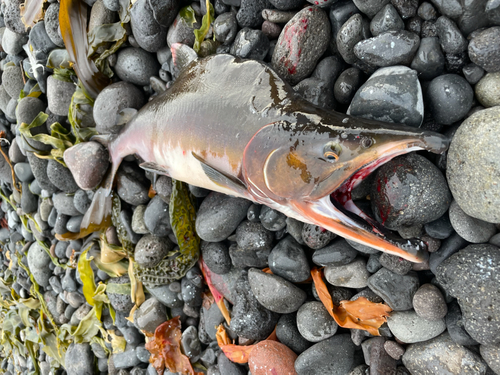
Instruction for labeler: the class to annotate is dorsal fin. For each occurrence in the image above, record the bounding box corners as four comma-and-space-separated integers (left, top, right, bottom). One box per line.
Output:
192, 152, 247, 195
171, 43, 198, 77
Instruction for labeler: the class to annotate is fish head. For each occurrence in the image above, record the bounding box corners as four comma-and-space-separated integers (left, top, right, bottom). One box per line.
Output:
243, 117, 449, 262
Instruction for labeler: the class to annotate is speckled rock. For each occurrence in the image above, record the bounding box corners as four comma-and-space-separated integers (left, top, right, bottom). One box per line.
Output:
272, 6, 331, 85
412, 283, 447, 321
301, 224, 336, 249
387, 310, 447, 343
337, 14, 370, 65
27, 242, 52, 287
468, 27, 500, 73
134, 234, 174, 268
296, 301, 338, 342
447, 107, 500, 223
480, 344, 500, 375
115, 48, 161, 86
268, 235, 310, 283
324, 258, 370, 288
475, 72, 500, 108
367, 268, 419, 311
402, 333, 487, 374
64, 142, 110, 190
449, 200, 497, 243
276, 313, 312, 354
248, 340, 298, 375
436, 244, 500, 345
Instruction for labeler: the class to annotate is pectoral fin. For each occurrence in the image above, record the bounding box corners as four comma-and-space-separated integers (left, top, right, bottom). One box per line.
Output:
192, 152, 247, 195
139, 162, 169, 175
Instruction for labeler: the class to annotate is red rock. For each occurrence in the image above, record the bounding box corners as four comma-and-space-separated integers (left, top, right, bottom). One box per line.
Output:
248, 340, 298, 375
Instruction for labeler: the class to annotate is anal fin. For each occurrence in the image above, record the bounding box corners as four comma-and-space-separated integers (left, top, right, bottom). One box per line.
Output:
139, 162, 170, 176
192, 152, 247, 195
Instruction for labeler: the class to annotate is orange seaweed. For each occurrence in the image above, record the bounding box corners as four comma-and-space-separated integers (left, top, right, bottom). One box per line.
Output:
145, 316, 203, 375
199, 257, 231, 324
311, 267, 391, 336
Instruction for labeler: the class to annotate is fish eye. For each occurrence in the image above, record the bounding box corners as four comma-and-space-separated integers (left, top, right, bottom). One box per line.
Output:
361, 137, 373, 148
323, 142, 341, 162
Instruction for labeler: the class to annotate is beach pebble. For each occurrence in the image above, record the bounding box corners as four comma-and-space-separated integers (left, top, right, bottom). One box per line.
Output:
230, 272, 279, 341
324, 258, 370, 288
52, 193, 80, 216
379, 253, 413, 275
143, 195, 171, 237
134, 297, 167, 333
268, 235, 310, 283
410, 37, 445, 80
201, 241, 232, 275
248, 268, 307, 313
480, 344, 500, 375
301, 224, 336, 249
361, 337, 396, 373
230, 28, 270, 61
135, 234, 173, 268
475, 72, 500, 107
272, 6, 331, 85
446, 300, 479, 346
370, 153, 451, 230
312, 238, 358, 267
116, 163, 150, 205
436, 244, 500, 345
447, 106, 500, 223
370, 4, 404, 36
27, 242, 52, 287
64, 142, 110, 190
1, 28, 28, 56
368, 268, 419, 311
46, 160, 79, 194
333, 67, 363, 105
435, 16, 467, 54
65, 344, 95, 375
412, 283, 447, 320
213, 12, 238, 45
387, 310, 447, 343
115, 48, 161, 86
296, 301, 338, 342
402, 333, 487, 374
348, 66, 424, 127
196, 192, 251, 242
248, 340, 298, 375
462, 63, 485, 85
449, 200, 497, 243
384, 340, 405, 360
426, 74, 473, 125
468, 27, 500, 73
276, 313, 312, 354
337, 14, 370, 65
44, 3, 64, 47
236, 0, 270, 28
107, 275, 135, 313
46, 75, 76, 116
93, 81, 146, 134
3, 0, 25, 34
353, 30, 420, 67
295, 334, 356, 374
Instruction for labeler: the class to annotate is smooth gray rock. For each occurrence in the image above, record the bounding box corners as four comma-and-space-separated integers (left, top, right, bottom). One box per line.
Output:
324, 258, 370, 288
46, 75, 76, 116
27, 242, 52, 287
449, 200, 497, 243
65, 343, 94, 375
367, 268, 419, 311
134, 297, 167, 333
387, 310, 446, 343
296, 301, 338, 342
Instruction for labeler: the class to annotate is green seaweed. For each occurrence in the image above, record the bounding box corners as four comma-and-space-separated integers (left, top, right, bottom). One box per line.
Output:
193, 0, 215, 54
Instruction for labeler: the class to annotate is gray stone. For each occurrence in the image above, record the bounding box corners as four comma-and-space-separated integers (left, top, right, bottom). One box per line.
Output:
446, 300, 479, 346
230, 27, 270, 61
412, 283, 447, 321
296, 301, 338, 342
93, 81, 146, 134
312, 238, 357, 267
402, 333, 487, 374
435, 16, 467, 54
143, 195, 171, 237
410, 37, 445, 80
52, 193, 80, 216
480, 344, 500, 375
214, 12, 238, 45
248, 268, 306, 314
367, 268, 419, 311
200, 241, 231, 275
134, 297, 167, 333
65, 343, 94, 375
134, 234, 173, 268
64, 142, 110, 190
476, 72, 500, 108
436, 244, 500, 345
272, 6, 330, 85
21, 182, 38, 214
1, 28, 28, 56
196, 192, 252, 242
324, 258, 370, 288
337, 14, 370, 65
181, 326, 201, 362
27, 242, 51, 287
449, 200, 497, 243
370, 4, 404, 36
46, 75, 76, 116
113, 347, 141, 369
44, 3, 64, 47
447, 107, 500, 223
47, 160, 79, 194
268, 235, 310, 283
16, 97, 45, 129
2, 65, 24, 99
468, 27, 500, 73
115, 48, 161, 86
295, 334, 357, 375
131, 205, 149, 234
387, 310, 446, 343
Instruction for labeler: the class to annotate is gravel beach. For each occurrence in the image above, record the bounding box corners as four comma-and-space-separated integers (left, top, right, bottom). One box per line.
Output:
0, 0, 499, 374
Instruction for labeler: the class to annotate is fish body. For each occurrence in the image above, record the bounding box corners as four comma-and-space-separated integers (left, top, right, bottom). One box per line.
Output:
88, 53, 449, 262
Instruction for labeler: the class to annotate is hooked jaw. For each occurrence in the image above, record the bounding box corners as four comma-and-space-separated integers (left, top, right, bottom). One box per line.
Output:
297, 130, 450, 263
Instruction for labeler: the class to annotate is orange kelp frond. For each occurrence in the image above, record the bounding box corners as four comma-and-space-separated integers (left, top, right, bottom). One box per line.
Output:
199, 257, 231, 325
216, 324, 253, 364
310, 268, 392, 336
59, 0, 110, 98
145, 316, 203, 375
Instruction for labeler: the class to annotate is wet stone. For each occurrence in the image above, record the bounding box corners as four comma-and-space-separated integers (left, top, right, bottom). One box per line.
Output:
181, 267, 203, 308
424, 212, 453, 240
64, 142, 110, 190
296, 301, 338, 342
115, 47, 161, 86
272, 6, 331, 85
113, 347, 142, 369
214, 12, 238, 46
446, 300, 479, 346
370, 4, 404, 36
65, 343, 94, 375
468, 27, 500, 73
146, 284, 183, 308
201, 241, 231, 275
410, 37, 445, 80
262, 9, 296, 23
334, 67, 363, 106
154, 176, 172, 204
417, 2, 437, 20
324, 258, 370, 288
312, 238, 357, 267
230, 272, 279, 341
295, 334, 357, 374
196, 192, 252, 242
249, 340, 298, 375
446, 107, 500, 223
427, 74, 473, 125
402, 333, 487, 374
248, 268, 307, 313
236, 0, 270, 28
230, 27, 270, 60
276, 313, 312, 354
348, 66, 423, 127
301, 224, 336, 249
367, 268, 419, 311
475, 72, 500, 107
337, 14, 370, 65
268, 235, 310, 283
134, 234, 173, 268
387, 310, 447, 343
435, 16, 467, 54
134, 297, 167, 333
449, 200, 497, 243
107, 275, 135, 313
144, 195, 171, 237
116, 163, 150, 206
436, 244, 500, 345
370, 153, 451, 230
259, 206, 287, 232
379, 253, 413, 275
166, 12, 198, 48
